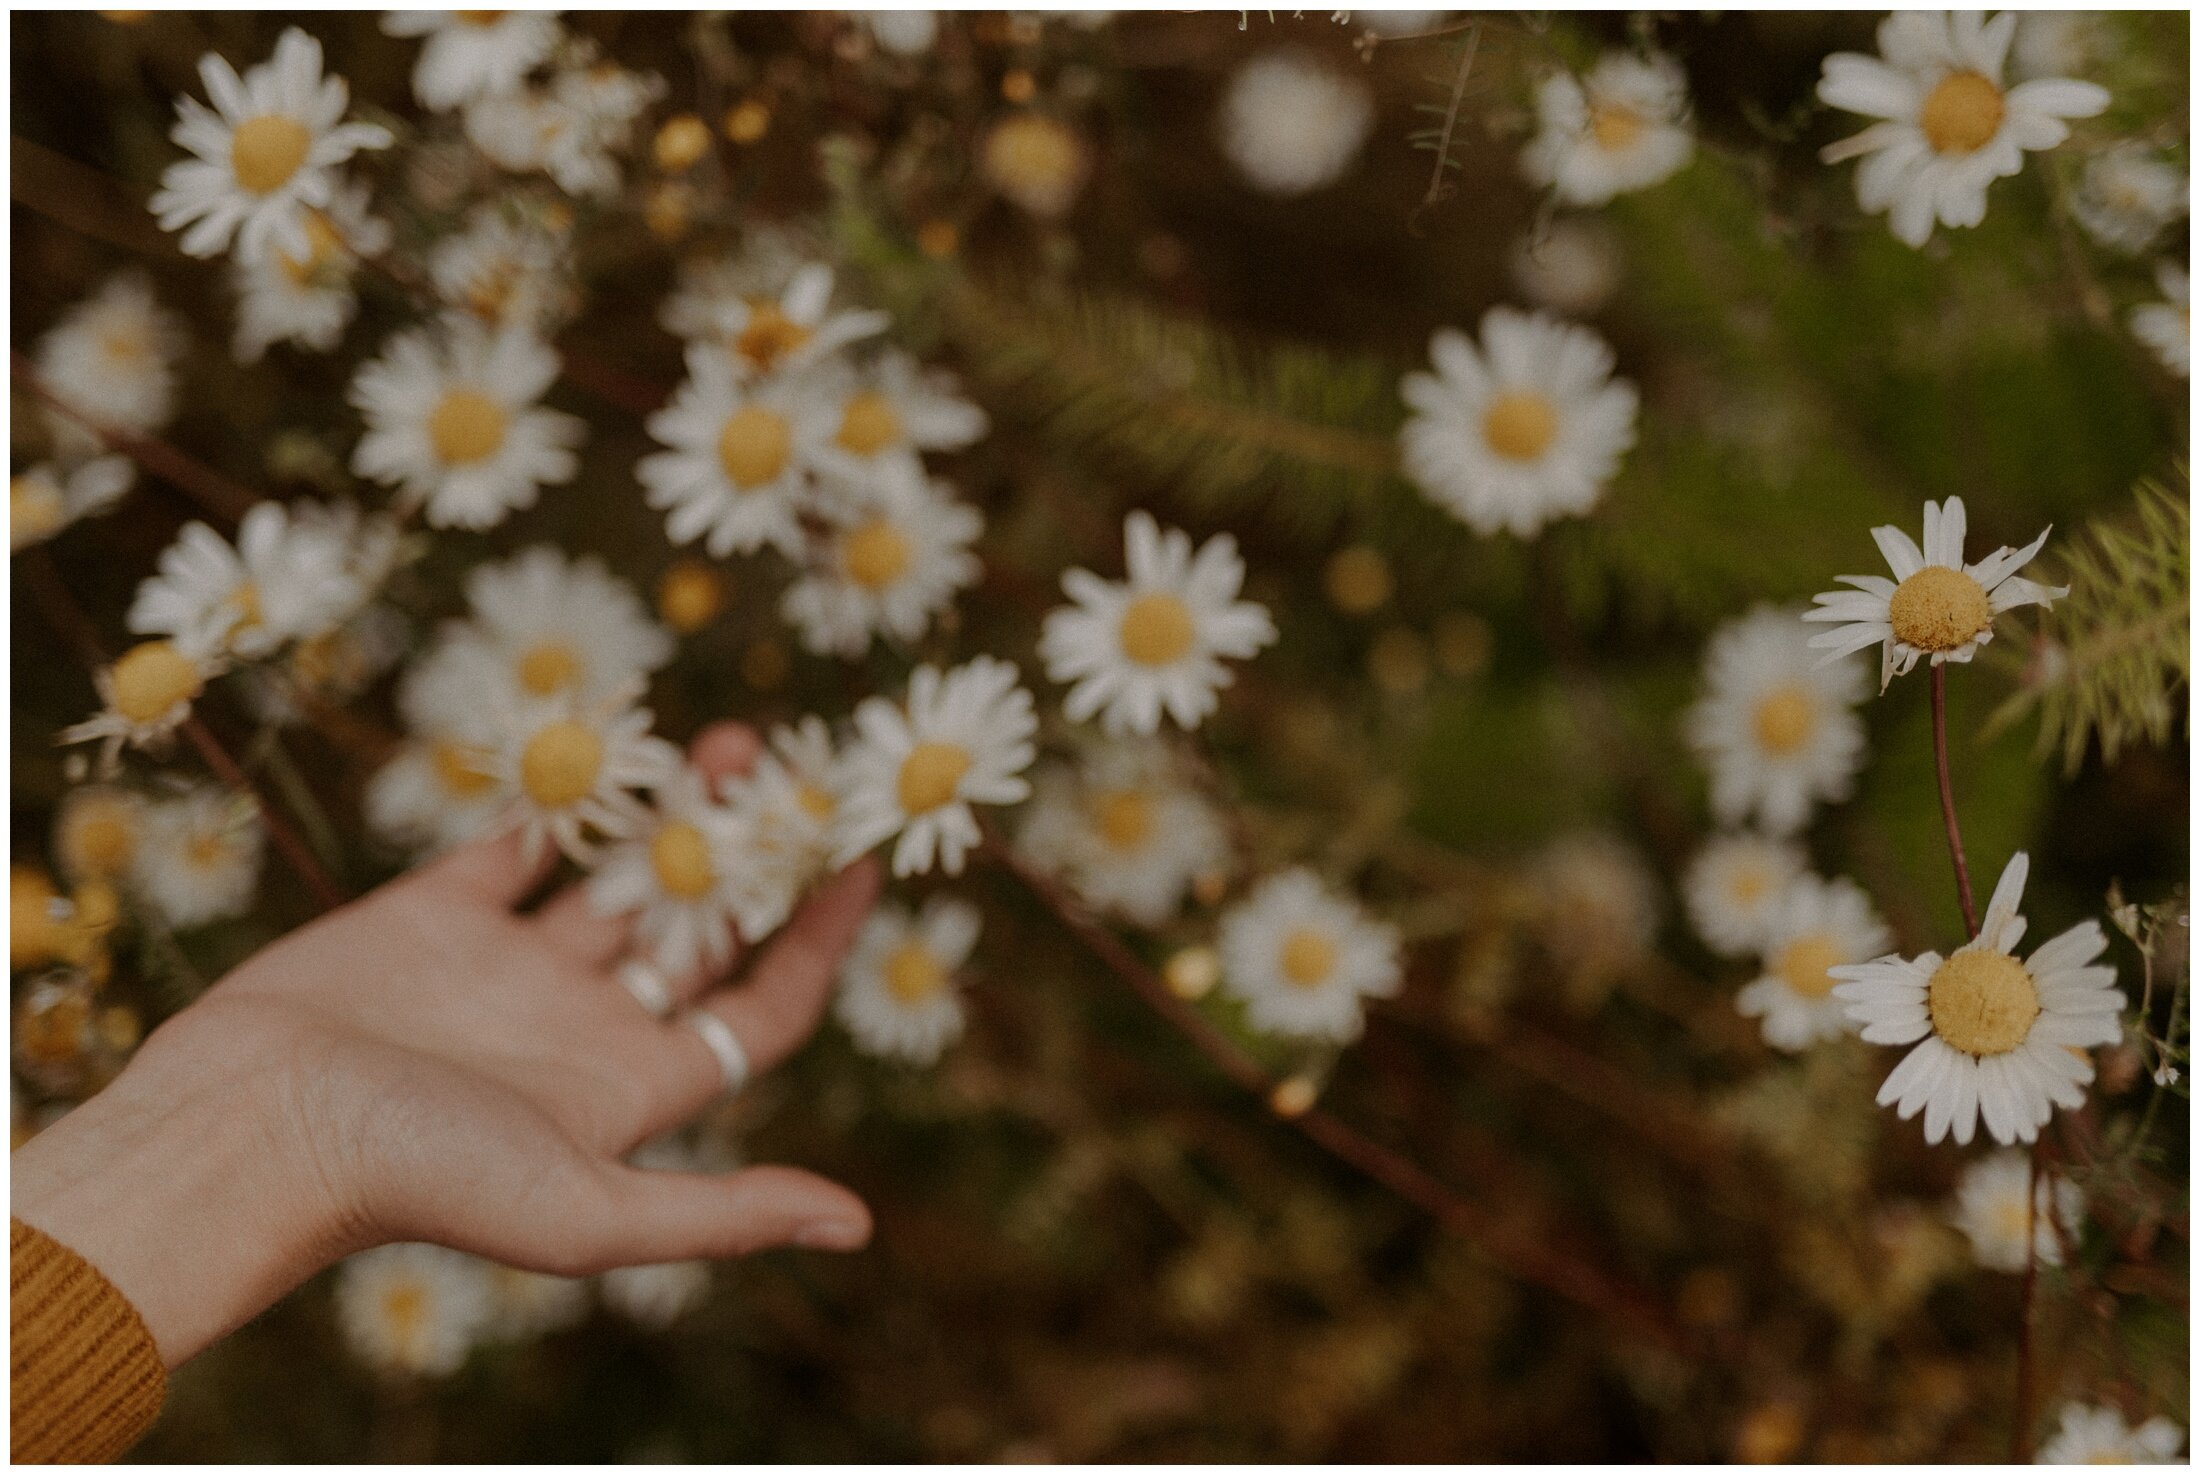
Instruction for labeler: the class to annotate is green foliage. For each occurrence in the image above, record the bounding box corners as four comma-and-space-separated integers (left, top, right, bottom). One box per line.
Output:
1987, 478, 2189, 775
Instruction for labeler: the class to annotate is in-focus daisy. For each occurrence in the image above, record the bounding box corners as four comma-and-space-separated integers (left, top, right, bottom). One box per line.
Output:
1219, 868, 1401, 1044
334, 1243, 495, 1378
350, 316, 584, 530
2038, 1403, 2185, 1465
486, 686, 682, 865
454, 545, 674, 709
1682, 832, 1808, 958
429, 202, 578, 333
780, 477, 983, 659
127, 501, 364, 662
638, 347, 834, 559
1817, 11, 2109, 248
1508, 217, 1623, 318
1802, 496, 2066, 691
833, 657, 1036, 877
150, 27, 394, 264
1038, 511, 1277, 735
54, 785, 146, 887
1215, 50, 1375, 198
32, 273, 186, 457
588, 764, 752, 975
833, 896, 980, 1064
600, 1260, 711, 1329
383, 11, 564, 112
1833, 852, 2125, 1146
807, 350, 988, 500
981, 112, 1089, 219
11, 457, 133, 552
1737, 873, 1892, 1052
1399, 308, 1638, 538
2130, 259, 2188, 377
1520, 51, 1694, 206
59, 641, 213, 768
718, 718, 842, 939
228, 179, 390, 362
1016, 740, 1232, 927
1949, 1149, 2084, 1272
2069, 142, 2186, 255
1686, 605, 1868, 835
130, 784, 264, 930
676, 262, 889, 383
364, 733, 508, 856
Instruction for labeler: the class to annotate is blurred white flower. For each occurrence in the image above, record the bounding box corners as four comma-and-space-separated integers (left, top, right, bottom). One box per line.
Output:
482, 1264, 590, 1343
429, 202, 579, 333
1017, 739, 1231, 928
834, 895, 980, 1064
1686, 605, 1868, 836
463, 42, 665, 198
1949, 1149, 2083, 1272
589, 763, 752, 975
364, 733, 507, 856
59, 641, 213, 768
1507, 217, 1622, 317
1682, 832, 1807, 958
335, 1243, 495, 1377
659, 227, 817, 343
1737, 873, 1891, 1052
2038, 1402, 2184, 1464
131, 784, 264, 930
128, 501, 365, 662
780, 476, 983, 659
1219, 868, 1401, 1043
228, 178, 389, 362
864, 10, 939, 57
600, 1260, 711, 1330
1215, 50, 1375, 198
2069, 142, 2186, 255
2130, 259, 2188, 377
383, 11, 564, 112
448, 544, 674, 711
639, 346, 836, 559
33, 272, 186, 458
1521, 51, 1694, 207
11, 456, 134, 553
485, 685, 682, 866
717, 718, 844, 940
807, 349, 988, 504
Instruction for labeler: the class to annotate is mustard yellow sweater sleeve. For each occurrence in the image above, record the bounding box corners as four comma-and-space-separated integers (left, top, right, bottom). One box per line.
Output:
11, 1217, 166, 1462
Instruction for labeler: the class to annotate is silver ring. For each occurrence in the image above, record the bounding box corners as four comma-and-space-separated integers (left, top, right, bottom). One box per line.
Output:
617, 959, 674, 1018
683, 1010, 750, 1096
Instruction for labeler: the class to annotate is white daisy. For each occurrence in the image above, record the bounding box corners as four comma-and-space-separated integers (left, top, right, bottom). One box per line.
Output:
780, 476, 983, 659
455, 544, 674, 709
1682, 832, 1808, 958
482, 1263, 590, 1343
673, 262, 890, 384
59, 640, 214, 769
1737, 873, 1893, 1052
486, 686, 682, 866
2069, 142, 2186, 255
1398, 308, 1639, 539
2038, 1403, 2185, 1464
1949, 1149, 2083, 1272
806, 349, 989, 501
1520, 50, 1694, 207
1801, 495, 2066, 691
2012, 12, 2105, 83
587, 764, 752, 975
150, 27, 394, 264
334, 1243, 494, 1378
363, 733, 508, 856
1508, 217, 1622, 318
383, 11, 564, 112
658, 227, 815, 343
833, 896, 980, 1065
1833, 852, 2125, 1146
227, 178, 390, 363
1686, 604, 1868, 836
717, 717, 842, 940
349, 315, 584, 530
1038, 510, 1277, 735
1219, 868, 1402, 1044
11, 456, 134, 552
1015, 740, 1232, 928
428, 202, 578, 333
32, 272, 186, 458
54, 785, 146, 886
127, 500, 364, 662
832, 656, 1037, 877
2130, 259, 2188, 377
599, 1260, 711, 1330
638, 347, 835, 559
1215, 50, 1375, 198
1816, 11, 2109, 248
463, 44, 666, 200
130, 784, 265, 930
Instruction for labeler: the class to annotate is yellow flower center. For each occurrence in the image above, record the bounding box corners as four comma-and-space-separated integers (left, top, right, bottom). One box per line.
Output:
381, 1283, 429, 1357
185, 828, 233, 871
835, 391, 904, 456
1928, 949, 2040, 1056
896, 741, 970, 815
12, 476, 66, 543
516, 640, 582, 697
796, 782, 837, 821
1919, 70, 2006, 156
518, 720, 604, 808
1482, 390, 1559, 461
716, 404, 792, 490
1887, 565, 1992, 653
1751, 684, 1816, 755
1091, 788, 1154, 851
1280, 928, 1338, 988
883, 940, 947, 1003
733, 302, 813, 372
224, 581, 264, 642
458, 10, 506, 24
230, 113, 313, 195
431, 739, 498, 799
109, 640, 203, 724
1589, 102, 1646, 151
1118, 593, 1196, 667
277, 211, 346, 287
649, 821, 716, 899
841, 519, 913, 591
1728, 864, 1772, 906
1773, 932, 1844, 1000
427, 388, 508, 466
61, 800, 137, 879
656, 560, 725, 633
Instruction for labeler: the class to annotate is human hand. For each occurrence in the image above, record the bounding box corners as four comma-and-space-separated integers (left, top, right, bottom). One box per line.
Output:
11, 721, 881, 1367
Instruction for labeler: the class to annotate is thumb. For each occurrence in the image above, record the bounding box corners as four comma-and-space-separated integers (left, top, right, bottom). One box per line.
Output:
583, 1162, 872, 1266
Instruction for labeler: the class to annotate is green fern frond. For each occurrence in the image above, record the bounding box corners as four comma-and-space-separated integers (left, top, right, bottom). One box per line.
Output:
1986, 477, 2189, 774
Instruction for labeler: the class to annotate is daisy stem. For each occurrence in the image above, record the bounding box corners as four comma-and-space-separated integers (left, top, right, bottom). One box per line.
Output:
1930, 665, 1980, 937
10, 351, 258, 525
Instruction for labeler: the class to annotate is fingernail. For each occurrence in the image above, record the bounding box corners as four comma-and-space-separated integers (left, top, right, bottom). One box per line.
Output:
795, 1218, 869, 1251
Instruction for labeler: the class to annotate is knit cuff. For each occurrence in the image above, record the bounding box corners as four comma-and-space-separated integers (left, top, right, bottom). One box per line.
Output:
11, 1216, 167, 1462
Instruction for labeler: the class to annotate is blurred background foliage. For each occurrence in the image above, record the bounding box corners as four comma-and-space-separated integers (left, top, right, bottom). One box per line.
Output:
10, 8, 2189, 1461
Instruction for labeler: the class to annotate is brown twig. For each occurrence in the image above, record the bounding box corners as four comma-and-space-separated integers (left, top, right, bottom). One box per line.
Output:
1930, 664, 1980, 938
981, 829, 1696, 1361
12, 352, 257, 525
